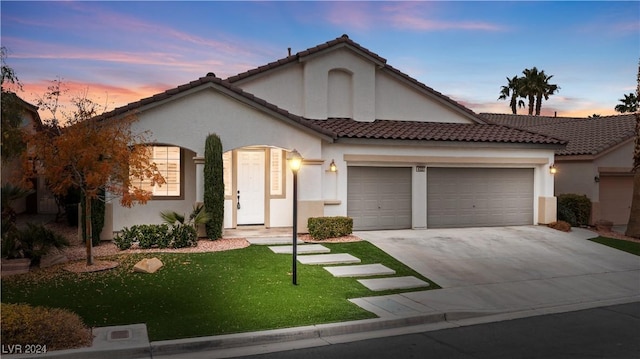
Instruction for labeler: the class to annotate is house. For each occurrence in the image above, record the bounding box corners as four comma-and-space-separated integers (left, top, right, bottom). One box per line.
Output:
0, 93, 57, 215
481, 113, 636, 225
98, 35, 565, 238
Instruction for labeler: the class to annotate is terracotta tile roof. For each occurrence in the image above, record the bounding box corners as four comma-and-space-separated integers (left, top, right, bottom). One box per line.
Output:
480, 113, 636, 156
227, 34, 485, 124
309, 118, 567, 145
93, 73, 336, 139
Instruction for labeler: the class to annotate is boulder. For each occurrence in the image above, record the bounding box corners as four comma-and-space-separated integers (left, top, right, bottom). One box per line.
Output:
133, 257, 163, 274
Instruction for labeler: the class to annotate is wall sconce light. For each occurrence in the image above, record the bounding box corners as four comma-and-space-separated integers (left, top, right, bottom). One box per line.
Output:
329, 159, 337, 172
549, 164, 557, 174
594, 176, 600, 183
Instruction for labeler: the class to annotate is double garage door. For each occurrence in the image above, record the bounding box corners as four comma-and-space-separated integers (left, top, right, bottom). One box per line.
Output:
348, 167, 534, 230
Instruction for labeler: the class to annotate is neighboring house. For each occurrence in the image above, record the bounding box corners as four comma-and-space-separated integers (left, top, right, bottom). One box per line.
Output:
482, 113, 636, 225
0, 93, 57, 215
98, 35, 565, 238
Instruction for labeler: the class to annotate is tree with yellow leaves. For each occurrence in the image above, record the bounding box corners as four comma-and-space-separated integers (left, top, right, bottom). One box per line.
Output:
22, 79, 165, 264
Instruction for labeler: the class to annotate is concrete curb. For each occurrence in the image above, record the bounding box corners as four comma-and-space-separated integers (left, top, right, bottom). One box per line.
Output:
148, 311, 492, 357
6, 298, 638, 359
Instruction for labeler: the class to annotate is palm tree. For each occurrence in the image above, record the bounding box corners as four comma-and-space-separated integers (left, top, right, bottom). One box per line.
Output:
498, 76, 525, 114
535, 71, 559, 116
614, 92, 638, 113
519, 67, 559, 116
519, 67, 541, 115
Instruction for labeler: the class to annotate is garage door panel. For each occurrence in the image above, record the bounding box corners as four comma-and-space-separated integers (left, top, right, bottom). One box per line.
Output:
348, 167, 412, 230
428, 168, 534, 228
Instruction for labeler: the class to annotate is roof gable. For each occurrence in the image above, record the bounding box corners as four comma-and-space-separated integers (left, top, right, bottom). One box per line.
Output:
227, 34, 485, 124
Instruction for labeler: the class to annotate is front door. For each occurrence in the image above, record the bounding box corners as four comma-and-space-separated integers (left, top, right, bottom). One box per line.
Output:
236, 150, 265, 225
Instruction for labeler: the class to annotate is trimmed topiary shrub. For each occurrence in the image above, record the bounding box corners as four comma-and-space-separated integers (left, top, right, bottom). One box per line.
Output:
557, 193, 592, 227
308, 216, 353, 240
204, 133, 224, 240
1, 303, 92, 351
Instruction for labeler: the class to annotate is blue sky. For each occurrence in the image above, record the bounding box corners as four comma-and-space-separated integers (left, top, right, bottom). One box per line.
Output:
1, 1, 638, 118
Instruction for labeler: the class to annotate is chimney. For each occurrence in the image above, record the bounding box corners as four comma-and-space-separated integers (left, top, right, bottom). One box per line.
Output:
288, 47, 291, 56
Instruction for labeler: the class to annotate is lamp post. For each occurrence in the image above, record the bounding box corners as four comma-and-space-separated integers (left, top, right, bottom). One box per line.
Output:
288, 149, 302, 285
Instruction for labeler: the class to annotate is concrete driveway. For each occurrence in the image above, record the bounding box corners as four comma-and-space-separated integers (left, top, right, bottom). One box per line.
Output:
352, 226, 640, 317
357, 226, 638, 288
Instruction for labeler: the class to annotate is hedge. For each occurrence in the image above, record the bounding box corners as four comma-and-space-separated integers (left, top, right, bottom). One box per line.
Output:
307, 216, 353, 240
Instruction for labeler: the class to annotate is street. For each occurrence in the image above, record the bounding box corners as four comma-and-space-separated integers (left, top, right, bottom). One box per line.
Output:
243, 302, 640, 359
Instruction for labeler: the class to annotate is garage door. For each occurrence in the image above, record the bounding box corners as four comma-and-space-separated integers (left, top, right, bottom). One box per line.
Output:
348, 167, 412, 230
599, 175, 633, 225
427, 168, 534, 228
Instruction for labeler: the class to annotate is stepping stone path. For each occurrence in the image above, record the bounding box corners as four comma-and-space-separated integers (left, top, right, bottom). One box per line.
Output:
265, 240, 430, 292
297, 253, 361, 265
358, 276, 430, 291
324, 263, 396, 277
268, 244, 331, 255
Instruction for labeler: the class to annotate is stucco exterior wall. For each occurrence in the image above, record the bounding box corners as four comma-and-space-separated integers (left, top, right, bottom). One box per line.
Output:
375, 71, 473, 124
234, 65, 304, 116
555, 140, 634, 201
321, 143, 556, 227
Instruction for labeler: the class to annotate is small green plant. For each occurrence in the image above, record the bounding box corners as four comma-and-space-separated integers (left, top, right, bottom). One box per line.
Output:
307, 216, 353, 240
113, 229, 134, 250
1, 303, 92, 351
171, 225, 198, 248
1, 223, 68, 262
557, 193, 591, 227
161, 204, 209, 248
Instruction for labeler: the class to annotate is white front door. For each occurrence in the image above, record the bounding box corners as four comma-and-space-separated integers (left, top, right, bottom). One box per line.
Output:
236, 150, 265, 225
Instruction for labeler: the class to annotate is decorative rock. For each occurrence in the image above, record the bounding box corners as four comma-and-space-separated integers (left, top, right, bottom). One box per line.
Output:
133, 257, 163, 274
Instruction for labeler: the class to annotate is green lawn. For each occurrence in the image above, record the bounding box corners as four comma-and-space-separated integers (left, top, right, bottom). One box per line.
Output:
1, 242, 439, 341
588, 236, 640, 256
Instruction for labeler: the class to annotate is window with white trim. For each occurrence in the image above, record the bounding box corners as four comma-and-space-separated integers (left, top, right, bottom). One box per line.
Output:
135, 146, 181, 197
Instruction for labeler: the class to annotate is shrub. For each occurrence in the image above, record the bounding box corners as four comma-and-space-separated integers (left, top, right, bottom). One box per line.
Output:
548, 220, 571, 232
308, 216, 353, 240
114, 223, 197, 250
204, 133, 224, 240
171, 225, 198, 248
1, 303, 92, 351
557, 194, 592, 227
1, 223, 69, 262
113, 230, 133, 250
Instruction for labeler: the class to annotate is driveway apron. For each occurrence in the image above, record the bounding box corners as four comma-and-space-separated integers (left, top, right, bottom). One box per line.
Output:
354, 226, 640, 317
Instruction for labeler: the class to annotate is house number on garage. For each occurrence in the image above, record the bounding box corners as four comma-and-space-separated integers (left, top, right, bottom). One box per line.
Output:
416, 166, 426, 172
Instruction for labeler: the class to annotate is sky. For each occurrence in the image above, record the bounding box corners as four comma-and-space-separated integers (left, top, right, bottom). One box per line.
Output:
1, 1, 639, 120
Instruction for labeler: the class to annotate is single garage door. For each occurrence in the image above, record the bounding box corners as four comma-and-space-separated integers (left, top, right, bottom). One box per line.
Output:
348, 167, 412, 230
427, 168, 534, 228
599, 175, 633, 225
